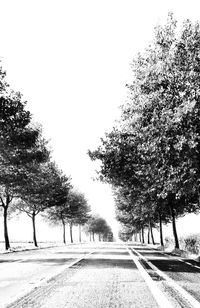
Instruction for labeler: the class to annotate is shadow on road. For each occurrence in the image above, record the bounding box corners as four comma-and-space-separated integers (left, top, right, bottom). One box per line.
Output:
150, 259, 200, 273
19, 258, 74, 266
79, 258, 137, 269
0, 259, 21, 263
92, 251, 128, 256
55, 251, 88, 255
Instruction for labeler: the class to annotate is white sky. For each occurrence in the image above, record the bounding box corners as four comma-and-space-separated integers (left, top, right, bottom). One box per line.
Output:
1, 0, 200, 240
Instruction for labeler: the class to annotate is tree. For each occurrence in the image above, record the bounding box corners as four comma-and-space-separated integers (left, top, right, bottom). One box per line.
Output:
85, 214, 113, 242
118, 225, 133, 242
124, 13, 200, 248
45, 189, 90, 244
14, 161, 71, 246
0, 88, 48, 249
44, 202, 68, 244
89, 14, 200, 249
71, 192, 91, 242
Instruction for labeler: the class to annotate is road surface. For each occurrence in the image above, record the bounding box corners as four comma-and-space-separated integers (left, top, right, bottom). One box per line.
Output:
1, 242, 200, 307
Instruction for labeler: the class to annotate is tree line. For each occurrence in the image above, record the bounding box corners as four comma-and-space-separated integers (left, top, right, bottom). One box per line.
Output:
0, 61, 113, 249
84, 214, 113, 242
89, 13, 200, 249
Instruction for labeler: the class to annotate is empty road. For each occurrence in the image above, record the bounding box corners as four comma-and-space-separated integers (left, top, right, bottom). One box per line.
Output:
1, 242, 200, 308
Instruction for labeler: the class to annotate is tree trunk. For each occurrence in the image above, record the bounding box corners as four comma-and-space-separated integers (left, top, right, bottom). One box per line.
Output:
89, 232, 91, 242
3, 206, 10, 250
147, 225, 150, 244
99, 233, 101, 241
79, 224, 81, 242
69, 223, 73, 243
32, 213, 38, 247
159, 212, 164, 246
139, 231, 142, 242
169, 202, 179, 249
62, 219, 66, 244
150, 223, 155, 245
92, 232, 95, 242
141, 226, 145, 244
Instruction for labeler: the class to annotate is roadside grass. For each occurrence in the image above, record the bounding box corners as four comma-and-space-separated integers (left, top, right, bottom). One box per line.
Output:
0, 241, 63, 253
164, 234, 200, 258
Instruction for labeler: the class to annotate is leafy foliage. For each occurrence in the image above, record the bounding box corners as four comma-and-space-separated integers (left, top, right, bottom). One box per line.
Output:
45, 189, 91, 243
85, 214, 113, 241
0, 62, 73, 249
89, 13, 200, 249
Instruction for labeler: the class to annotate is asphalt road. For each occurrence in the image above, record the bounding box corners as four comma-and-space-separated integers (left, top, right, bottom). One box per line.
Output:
1, 242, 200, 308
131, 244, 200, 307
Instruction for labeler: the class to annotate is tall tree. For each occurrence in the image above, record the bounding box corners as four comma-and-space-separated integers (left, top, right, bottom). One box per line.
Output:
70, 192, 91, 242
89, 14, 200, 249
85, 214, 113, 242
45, 189, 90, 244
14, 162, 71, 246
0, 89, 47, 249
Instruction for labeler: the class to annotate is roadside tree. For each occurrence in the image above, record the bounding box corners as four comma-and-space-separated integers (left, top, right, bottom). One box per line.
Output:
15, 162, 71, 246
89, 14, 200, 249
45, 189, 90, 244
85, 214, 113, 242
0, 88, 48, 249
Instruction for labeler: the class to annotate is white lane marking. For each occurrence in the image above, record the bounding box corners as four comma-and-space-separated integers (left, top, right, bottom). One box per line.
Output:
132, 247, 200, 308
127, 247, 173, 308
176, 258, 200, 271
2, 251, 93, 308
182, 260, 200, 269
159, 251, 200, 271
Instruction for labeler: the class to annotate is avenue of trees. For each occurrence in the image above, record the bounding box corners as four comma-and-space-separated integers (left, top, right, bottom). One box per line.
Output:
84, 214, 113, 242
89, 13, 200, 249
0, 62, 92, 249
45, 189, 91, 244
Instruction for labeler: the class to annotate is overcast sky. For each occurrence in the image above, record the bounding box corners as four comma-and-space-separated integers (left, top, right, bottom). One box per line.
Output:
1, 0, 200, 238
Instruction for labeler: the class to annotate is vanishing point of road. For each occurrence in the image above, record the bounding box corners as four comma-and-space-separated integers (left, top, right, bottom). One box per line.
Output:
1, 242, 200, 307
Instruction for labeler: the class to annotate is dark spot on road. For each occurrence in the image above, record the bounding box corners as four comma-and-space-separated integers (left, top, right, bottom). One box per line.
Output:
55, 251, 88, 255
77, 258, 137, 269
150, 259, 200, 273
20, 258, 74, 266
139, 259, 152, 270
92, 251, 129, 256
148, 270, 164, 281
0, 259, 20, 263
133, 247, 154, 251
141, 251, 166, 258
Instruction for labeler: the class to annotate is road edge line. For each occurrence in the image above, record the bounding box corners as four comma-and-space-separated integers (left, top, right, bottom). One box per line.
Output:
127, 247, 173, 308
132, 247, 200, 308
